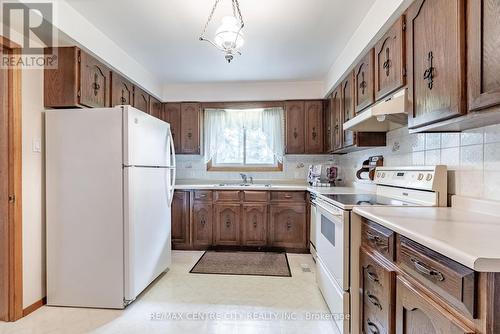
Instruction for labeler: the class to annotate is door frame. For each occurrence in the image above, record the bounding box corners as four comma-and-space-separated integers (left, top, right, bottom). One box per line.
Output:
0, 36, 23, 322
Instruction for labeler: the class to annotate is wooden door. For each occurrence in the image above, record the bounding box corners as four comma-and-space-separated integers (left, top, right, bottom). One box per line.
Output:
395, 276, 474, 334
468, 0, 500, 111
171, 191, 190, 249
407, 0, 466, 129
354, 49, 375, 113
269, 204, 307, 249
214, 204, 241, 246
163, 103, 182, 153
133, 86, 149, 113
341, 75, 356, 148
242, 204, 267, 246
332, 86, 343, 151
285, 101, 305, 154
324, 96, 333, 153
192, 202, 213, 248
180, 103, 201, 154
79, 50, 110, 108
149, 96, 162, 118
360, 249, 396, 334
375, 15, 406, 101
111, 72, 133, 106
304, 101, 324, 153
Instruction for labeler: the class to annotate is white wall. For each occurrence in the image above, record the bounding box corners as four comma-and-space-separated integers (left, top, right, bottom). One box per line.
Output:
163, 81, 324, 102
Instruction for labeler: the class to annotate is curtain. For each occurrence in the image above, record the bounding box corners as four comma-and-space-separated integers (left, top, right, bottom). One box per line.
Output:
262, 107, 285, 163
203, 109, 225, 163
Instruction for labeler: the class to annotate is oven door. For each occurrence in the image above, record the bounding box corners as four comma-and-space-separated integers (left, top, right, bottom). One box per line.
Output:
314, 198, 349, 291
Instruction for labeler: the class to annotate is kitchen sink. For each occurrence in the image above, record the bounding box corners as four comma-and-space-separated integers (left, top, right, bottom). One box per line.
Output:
217, 183, 272, 188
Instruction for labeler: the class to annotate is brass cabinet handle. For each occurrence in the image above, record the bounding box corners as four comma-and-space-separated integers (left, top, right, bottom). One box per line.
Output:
200, 218, 206, 226
423, 51, 435, 90
365, 265, 379, 284
187, 131, 193, 139
410, 257, 445, 281
383, 47, 391, 76
293, 128, 298, 139
284, 194, 293, 199
366, 292, 382, 310
286, 220, 292, 230
359, 71, 367, 94
366, 232, 382, 244
120, 96, 126, 103
253, 220, 257, 228
225, 221, 231, 228
312, 127, 317, 140
366, 319, 380, 334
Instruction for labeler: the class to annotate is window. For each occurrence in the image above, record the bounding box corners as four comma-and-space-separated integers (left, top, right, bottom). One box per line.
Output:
204, 108, 284, 171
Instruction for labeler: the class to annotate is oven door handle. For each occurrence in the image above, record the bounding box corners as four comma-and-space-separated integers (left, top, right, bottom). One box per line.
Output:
314, 200, 344, 218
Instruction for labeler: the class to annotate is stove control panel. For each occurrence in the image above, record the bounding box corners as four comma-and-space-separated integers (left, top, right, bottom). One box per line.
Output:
374, 166, 446, 191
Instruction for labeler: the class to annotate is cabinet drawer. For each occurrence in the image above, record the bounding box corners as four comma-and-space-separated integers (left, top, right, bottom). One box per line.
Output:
194, 190, 212, 202
361, 219, 395, 261
396, 235, 477, 318
214, 191, 240, 202
361, 248, 396, 334
270, 191, 306, 202
243, 191, 268, 202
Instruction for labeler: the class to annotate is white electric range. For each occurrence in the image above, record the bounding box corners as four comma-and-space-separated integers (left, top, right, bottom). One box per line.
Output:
312, 166, 448, 334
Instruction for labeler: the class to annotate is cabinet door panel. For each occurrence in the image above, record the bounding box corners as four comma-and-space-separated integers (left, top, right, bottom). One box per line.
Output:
285, 101, 305, 154
341, 75, 356, 148
468, 0, 500, 111
396, 276, 474, 334
149, 96, 162, 118
133, 86, 150, 113
407, 0, 466, 129
80, 51, 110, 108
180, 103, 201, 154
164, 103, 181, 153
171, 191, 190, 248
111, 72, 133, 107
192, 202, 213, 248
305, 101, 324, 153
354, 49, 375, 113
332, 86, 343, 151
324, 96, 333, 153
214, 204, 241, 246
242, 204, 267, 246
270, 204, 307, 249
375, 16, 406, 101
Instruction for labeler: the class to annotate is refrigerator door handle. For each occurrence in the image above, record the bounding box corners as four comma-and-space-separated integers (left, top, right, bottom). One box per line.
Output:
167, 131, 176, 207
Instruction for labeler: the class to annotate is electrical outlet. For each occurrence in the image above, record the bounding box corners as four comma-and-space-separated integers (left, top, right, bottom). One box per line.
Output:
32, 139, 42, 153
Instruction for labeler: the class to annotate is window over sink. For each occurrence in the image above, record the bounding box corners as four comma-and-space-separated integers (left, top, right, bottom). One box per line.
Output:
204, 107, 285, 171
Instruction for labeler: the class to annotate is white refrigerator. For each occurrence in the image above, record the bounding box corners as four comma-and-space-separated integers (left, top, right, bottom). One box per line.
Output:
46, 106, 176, 309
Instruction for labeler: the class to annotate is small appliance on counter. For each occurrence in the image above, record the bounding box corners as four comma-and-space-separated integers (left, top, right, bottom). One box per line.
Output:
355, 155, 383, 181
308, 164, 338, 186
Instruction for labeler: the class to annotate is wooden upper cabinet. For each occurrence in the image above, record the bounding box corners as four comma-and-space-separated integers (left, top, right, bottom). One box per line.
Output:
324, 96, 333, 153
111, 72, 133, 107
285, 101, 305, 154
354, 49, 375, 113
133, 86, 150, 113
149, 96, 162, 118
468, 0, 500, 112
406, 0, 466, 129
341, 74, 356, 148
332, 86, 343, 151
396, 277, 474, 334
180, 103, 201, 154
304, 101, 324, 153
374, 15, 406, 101
44, 47, 111, 108
164, 103, 182, 153
214, 204, 241, 246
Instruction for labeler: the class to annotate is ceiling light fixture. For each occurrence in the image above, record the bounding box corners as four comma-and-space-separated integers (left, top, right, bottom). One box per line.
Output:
199, 0, 245, 63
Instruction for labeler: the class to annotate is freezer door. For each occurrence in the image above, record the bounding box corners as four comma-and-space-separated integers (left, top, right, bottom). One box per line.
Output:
123, 106, 173, 167
124, 166, 172, 301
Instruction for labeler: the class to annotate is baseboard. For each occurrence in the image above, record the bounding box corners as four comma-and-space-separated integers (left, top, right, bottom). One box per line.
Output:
22, 297, 46, 317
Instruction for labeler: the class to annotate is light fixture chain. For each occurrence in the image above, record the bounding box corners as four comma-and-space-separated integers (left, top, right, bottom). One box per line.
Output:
234, 0, 244, 26
200, 0, 221, 38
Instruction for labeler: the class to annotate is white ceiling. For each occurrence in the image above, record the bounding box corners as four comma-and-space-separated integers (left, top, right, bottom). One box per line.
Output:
65, 0, 376, 84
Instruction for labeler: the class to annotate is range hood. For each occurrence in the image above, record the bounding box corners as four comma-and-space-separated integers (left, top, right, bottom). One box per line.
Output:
343, 89, 408, 132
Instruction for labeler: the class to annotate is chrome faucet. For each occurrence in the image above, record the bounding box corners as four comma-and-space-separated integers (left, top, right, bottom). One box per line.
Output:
240, 173, 248, 184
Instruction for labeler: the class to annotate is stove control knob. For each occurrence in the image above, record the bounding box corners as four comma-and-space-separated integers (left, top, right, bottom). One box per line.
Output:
381, 172, 386, 178
417, 173, 424, 181
377, 172, 381, 178
426, 173, 433, 181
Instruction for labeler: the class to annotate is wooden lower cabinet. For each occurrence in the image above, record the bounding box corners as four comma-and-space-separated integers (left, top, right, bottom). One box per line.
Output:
171, 191, 190, 249
241, 204, 267, 246
192, 202, 213, 249
269, 204, 307, 249
214, 204, 241, 246
395, 276, 474, 334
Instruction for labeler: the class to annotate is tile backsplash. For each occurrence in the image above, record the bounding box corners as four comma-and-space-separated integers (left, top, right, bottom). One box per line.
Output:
176, 154, 335, 181
335, 124, 500, 201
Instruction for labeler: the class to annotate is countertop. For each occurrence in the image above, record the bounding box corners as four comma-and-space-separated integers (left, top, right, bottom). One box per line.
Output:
353, 205, 500, 272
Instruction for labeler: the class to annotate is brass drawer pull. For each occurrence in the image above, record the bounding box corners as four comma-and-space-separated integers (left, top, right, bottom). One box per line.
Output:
284, 194, 293, 199
366, 292, 382, 310
366, 232, 382, 244
411, 258, 445, 282
366, 319, 380, 334
366, 268, 379, 284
